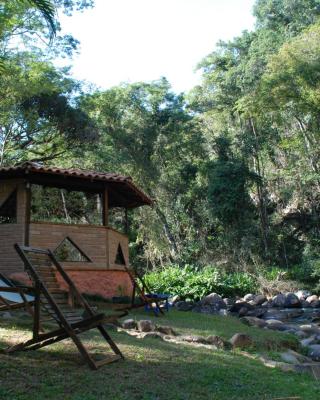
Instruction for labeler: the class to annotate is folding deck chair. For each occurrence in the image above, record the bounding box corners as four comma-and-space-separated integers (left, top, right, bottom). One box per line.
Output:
6, 244, 124, 370
125, 266, 165, 316
0, 273, 35, 314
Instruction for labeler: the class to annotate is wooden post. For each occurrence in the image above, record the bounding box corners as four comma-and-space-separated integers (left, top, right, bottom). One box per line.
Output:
124, 208, 129, 235
24, 181, 31, 246
33, 281, 41, 339
103, 188, 109, 227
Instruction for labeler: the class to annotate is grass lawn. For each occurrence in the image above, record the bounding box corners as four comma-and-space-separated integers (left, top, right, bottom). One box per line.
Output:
0, 307, 319, 400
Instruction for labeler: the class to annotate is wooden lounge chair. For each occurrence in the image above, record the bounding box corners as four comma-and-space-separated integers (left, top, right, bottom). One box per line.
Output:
0, 273, 35, 314
5, 244, 124, 370
125, 266, 165, 316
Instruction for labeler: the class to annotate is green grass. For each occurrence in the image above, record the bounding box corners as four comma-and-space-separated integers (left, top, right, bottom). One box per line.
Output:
0, 308, 319, 400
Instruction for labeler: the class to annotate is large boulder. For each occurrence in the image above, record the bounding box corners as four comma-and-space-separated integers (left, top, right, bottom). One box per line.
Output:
230, 301, 254, 313
229, 333, 253, 349
122, 319, 137, 330
299, 324, 320, 335
307, 344, 320, 361
137, 320, 155, 332
265, 319, 285, 330
295, 290, 311, 300
156, 325, 177, 336
201, 293, 226, 310
240, 316, 267, 328
306, 295, 319, 303
272, 294, 286, 307
284, 293, 301, 308
243, 294, 255, 302
253, 294, 267, 306
206, 335, 228, 349
175, 301, 194, 311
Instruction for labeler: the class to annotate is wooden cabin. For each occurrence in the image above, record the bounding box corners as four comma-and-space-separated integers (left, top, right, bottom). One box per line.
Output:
0, 162, 152, 298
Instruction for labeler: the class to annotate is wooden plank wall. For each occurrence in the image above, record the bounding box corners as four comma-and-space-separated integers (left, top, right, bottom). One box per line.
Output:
0, 180, 26, 275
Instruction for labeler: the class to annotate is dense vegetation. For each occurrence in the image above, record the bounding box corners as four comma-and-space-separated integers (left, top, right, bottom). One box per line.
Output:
0, 0, 319, 288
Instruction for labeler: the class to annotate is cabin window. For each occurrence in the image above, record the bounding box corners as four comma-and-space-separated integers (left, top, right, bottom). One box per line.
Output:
31, 185, 103, 225
0, 189, 17, 224
54, 237, 91, 262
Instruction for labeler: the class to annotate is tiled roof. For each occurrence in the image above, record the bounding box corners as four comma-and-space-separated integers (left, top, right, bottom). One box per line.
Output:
0, 162, 152, 207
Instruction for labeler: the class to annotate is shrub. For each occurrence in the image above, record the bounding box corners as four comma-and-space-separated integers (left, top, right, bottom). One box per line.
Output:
144, 264, 257, 301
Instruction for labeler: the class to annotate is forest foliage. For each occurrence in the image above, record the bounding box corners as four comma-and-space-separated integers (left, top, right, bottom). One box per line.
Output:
0, 0, 319, 282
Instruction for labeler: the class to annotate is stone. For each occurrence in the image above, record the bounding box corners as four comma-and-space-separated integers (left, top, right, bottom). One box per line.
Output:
301, 300, 311, 308
280, 351, 300, 364
301, 335, 317, 347
218, 309, 230, 316
122, 319, 136, 330
230, 301, 253, 313
286, 309, 304, 319
201, 293, 226, 310
180, 335, 208, 344
299, 324, 320, 335
265, 319, 284, 330
143, 332, 164, 340
206, 335, 228, 349
156, 325, 177, 336
307, 344, 320, 361
243, 294, 255, 302
306, 295, 318, 303
223, 298, 235, 308
295, 290, 311, 300
311, 300, 320, 308
238, 307, 249, 317
295, 330, 308, 339
246, 307, 266, 318
175, 301, 194, 312
272, 293, 286, 307
284, 292, 301, 308
137, 320, 155, 332
229, 333, 253, 348
170, 295, 181, 304
253, 294, 267, 306
240, 316, 267, 328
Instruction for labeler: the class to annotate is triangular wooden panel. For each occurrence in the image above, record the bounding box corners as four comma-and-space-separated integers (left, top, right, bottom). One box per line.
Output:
0, 189, 17, 224
54, 237, 91, 262
115, 243, 126, 266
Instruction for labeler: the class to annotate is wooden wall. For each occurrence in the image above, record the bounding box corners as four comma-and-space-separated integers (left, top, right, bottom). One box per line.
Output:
0, 180, 26, 275
30, 222, 129, 270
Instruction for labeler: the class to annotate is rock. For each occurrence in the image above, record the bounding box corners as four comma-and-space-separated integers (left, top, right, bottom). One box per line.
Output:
180, 335, 208, 344
156, 325, 177, 336
206, 335, 228, 349
243, 294, 255, 302
299, 324, 320, 335
238, 307, 249, 317
230, 301, 253, 313
301, 300, 311, 308
286, 309, 304, 319
265, 319, 284, 330
306, 295, 318, 303
122, 319, 137, 330
310, 300, 320, 308
218, 309, 230, 316
1, 311, 12, 319
295, 290, 311, 300
253, 294, 267, 306
240, 316, 267, 328
170, 295, 181, 304
201, 293, 226, 310
301, 335, 317, 347
294, 330, 308, 339
175, 301, 194, 311
280, 351, 300, 364
223, 298, 235, 308
284, 292, 301, 308
272, 294, 286, 307
307, 344, 320, 361
229, 333, 253, 349
137, 320, 155, 332
246, 307, 266, 318
286, 349, 313, 363
143, 332, 164, 340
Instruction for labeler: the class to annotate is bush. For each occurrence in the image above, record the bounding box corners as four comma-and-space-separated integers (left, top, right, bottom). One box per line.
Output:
144, 264, 257, 301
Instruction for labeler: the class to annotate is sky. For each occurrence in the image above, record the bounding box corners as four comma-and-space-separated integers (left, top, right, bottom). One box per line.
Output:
58, 0, 256, 93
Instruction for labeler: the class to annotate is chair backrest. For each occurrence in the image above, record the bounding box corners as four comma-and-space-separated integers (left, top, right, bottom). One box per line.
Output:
14, 244, 95, 325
